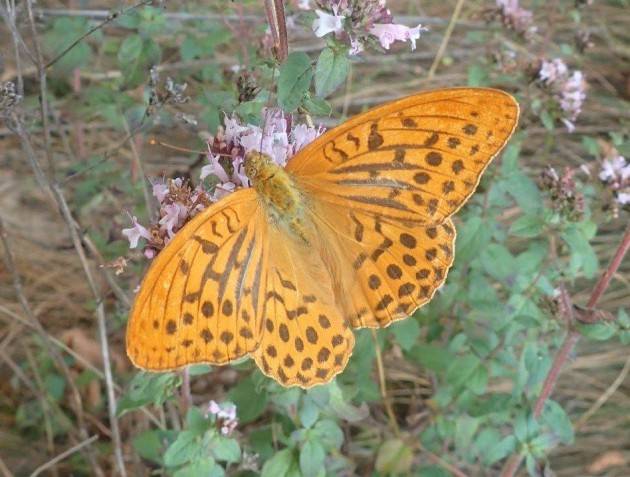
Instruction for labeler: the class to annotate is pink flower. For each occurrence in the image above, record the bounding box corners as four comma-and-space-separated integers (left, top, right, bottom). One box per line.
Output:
122, 216, 151, 249
496, 0, 536, 36
599, 152, 630, 208
202, 108, 324, 201
313, 9, 346, 37
539, 59, 568, 84
206, 400, 238, 436
151, 181, 169, 203
159, 203, 188, 238
369, 23, 426, 50
538, 59, 586, 133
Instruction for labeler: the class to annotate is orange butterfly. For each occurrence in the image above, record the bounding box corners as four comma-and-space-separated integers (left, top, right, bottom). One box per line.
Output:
126, 88, 519, 387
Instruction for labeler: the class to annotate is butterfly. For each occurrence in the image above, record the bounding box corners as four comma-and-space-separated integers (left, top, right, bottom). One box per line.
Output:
126, 87, 519, 388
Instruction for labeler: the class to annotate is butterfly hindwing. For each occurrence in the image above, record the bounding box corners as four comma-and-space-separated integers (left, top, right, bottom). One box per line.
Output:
127, 189, 267, 370
253, 224, 355, 387
289, 88, 518, 224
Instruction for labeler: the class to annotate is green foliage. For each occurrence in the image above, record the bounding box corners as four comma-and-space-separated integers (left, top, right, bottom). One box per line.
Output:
19, 2, 628, 476
314, 46, 350, 97
118, 34, 162, 89
278, 52, 313, 111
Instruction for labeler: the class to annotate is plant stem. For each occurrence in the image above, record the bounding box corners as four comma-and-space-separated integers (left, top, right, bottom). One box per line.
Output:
500, 225, 630, 477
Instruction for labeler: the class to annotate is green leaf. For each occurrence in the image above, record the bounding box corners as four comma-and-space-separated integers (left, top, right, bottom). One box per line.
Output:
480, 244, 516, 282
117, 372, 179, 415
229, 376, 268, 424
300, 439, 326, 477
390, 318, 420, 351
314, 47, 349, 97
454, 416, 479, 452
299, 396, 320, 429
44, 374, 66, 401
303, 95, 332, 116
164, 431, 198, 467
540, 109, 555, 130
577, 321, 617, 341
278, 52, 313, 111
173, 458, 219, 477
210, 435, 241, 463
541, 400, 574, 444
261, 448, 295, 477
418, 465, 453, 477
504, 172, 543, 214
328, 382, 369, 423
44, 17, 94, 74
132, 430, 169, 464
510, 214, 545, 238
185, 407, 209, 436
455, 217, 492, 263
375, 439, 413, 475
118, 34, 161, 89
312, 419, 344, 450
561, 225, 599, 278
446, 354, 485, 393
467, 64, 488, 86
485, 435, 517, 465
408, 344, 455, 372
188, 364, 212, 376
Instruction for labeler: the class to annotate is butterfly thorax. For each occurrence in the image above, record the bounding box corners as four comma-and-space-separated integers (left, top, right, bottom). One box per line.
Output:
244, 151, 309, 243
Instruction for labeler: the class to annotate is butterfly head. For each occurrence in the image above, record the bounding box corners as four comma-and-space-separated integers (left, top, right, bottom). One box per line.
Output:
244, 150, 275, 184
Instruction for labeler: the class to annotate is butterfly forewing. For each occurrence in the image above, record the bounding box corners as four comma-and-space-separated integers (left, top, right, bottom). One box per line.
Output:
289, 88, 519, 224
127, 189, 266, 370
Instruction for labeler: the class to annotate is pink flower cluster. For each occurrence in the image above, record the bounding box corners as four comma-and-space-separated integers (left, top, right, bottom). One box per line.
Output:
206, 400, 238, 436
202, 108, 324, 201
122, 179, 211, 258
122, 109, 323, 258
538, 58, 587, 133
495, 0, 536, 37
599, 152, 630, 206
308, 0, 426, 54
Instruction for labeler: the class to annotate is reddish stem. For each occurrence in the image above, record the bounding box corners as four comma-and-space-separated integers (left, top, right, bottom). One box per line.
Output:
500, 226, 630, 477
264, 0, 288, 62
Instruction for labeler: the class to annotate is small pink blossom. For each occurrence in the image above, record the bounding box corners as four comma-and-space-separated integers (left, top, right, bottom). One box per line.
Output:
599, 155, 630, 182
369, 23, 426, 50
122, 216, 151, 249
308, 1, 423, 55
599, 151, 630, 208
538, 59, 586, 132
313, 9, 345, 38
159, 203, 188, 238
496, 0, 536, 37
539, 59, 568, 84
206, 400, 238, 436
151, 181, 169, 203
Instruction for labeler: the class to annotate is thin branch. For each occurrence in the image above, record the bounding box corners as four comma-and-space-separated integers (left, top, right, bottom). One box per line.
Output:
371, 329, 400, 436
264, 0, 288, 62
575, 354, 630, 430
427, 0, 466, 78
30, 435, 99, 477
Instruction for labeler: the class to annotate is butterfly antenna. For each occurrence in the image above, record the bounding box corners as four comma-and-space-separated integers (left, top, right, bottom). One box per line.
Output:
149, 138, 231, 157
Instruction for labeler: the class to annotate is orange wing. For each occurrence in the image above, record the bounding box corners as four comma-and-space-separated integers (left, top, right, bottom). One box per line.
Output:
308, 201, 456, 328
252, 223, 355, 387
127, 189, 267, 370
288, 88, 519, 224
